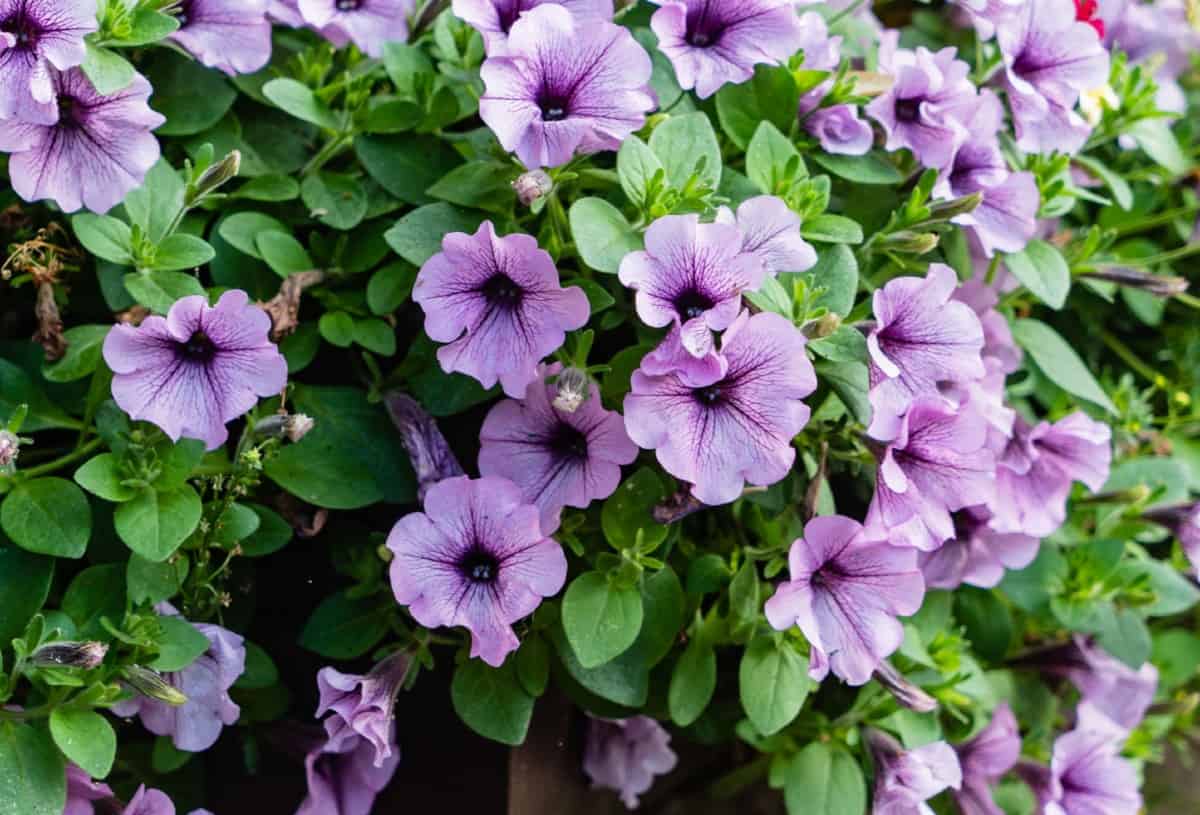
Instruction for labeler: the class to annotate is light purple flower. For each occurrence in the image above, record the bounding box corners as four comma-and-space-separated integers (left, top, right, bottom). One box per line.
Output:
297, 730, 400, 815
920, 507, 1037, 590
996, 0, 1110, 155
452, 0, 612, 54
413, 220, 589, 399
298, 0, 411, 57
764, 515, 925, 686
103, 290, 288, 451
170, 0, 272, 76
805, 105, 874, 156
112, 610, 245, 752
618, 214, 766, 362
866, 263, 986, 441
988, 412, 1112, 538
866, 34, 976, 170
952, 0, 1024, 40
316, 650, 412, 769
715, 195, 817, 277
122, 787, 176, 815
638, 323, 728, 387
1144, 502, 1200, 574
1026, 704, 1141, 815
65, 763, 113, 815
268, 0, 305, 25
1107, 0, 1200, 115
953, 703, 1020, 815
650, 0, 805, 99
479, 365, 638, 534
0, 68, 164, 214
624, 311, 816, 506
793, 12, 873, 156
0, 0, 97, 124
386, 475, 567, 667
479, 4, 654, 168
1030, 635, 1158, 733
583, 716, 678, 809
952, 279, 1022, 377
868, 729, 962, 814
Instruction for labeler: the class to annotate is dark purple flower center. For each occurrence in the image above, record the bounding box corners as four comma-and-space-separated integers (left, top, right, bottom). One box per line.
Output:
337, 0, 363, 9
684, 2, 725, 48
674, 288, 714, 320
481, 273, 524, 309
693, 384, 722, 405
57, 96, 82, 129
179, 331, 218, 363
496, 0, 525, 32
894, 98, 921, 123
1, 9, 39, 49
549, 421, 589, 460
176, 0, 193, 26
537, 91, 570, 122
460, 549, 500, 583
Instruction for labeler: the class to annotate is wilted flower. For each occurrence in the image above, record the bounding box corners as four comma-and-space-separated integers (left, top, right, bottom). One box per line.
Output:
103, 290, 288, 451
413, 220, 589, 398
583, 716, 678, 809
316, 650, 412, 768
919, 506, 1038, 590
953, 703, 1020, 815
511, 168, 553, 206
386, 475, 567, 667
0, 0, 97, 123
1022, 704, 1141, 815
479, 365, 638, 533
624, 311, 815, 506
452, 0, 612, 54
479, 4, 654, 168
0, 68, 165, 214
383, 392, 465, 500
297, 729, 400, 815
169, 0, 273, 76
764, 515, 925, 685
714, 195, 816, 277
867, 729, 962, 815
650, 0, 804, 99
31, 640, 108, 670
298, 0, 412, 57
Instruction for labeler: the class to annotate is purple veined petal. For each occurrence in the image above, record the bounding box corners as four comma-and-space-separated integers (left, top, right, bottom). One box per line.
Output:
804, 104, 874, 156
715, 196, 817, 276
298, 0, 412, 56
169, 0, 273, 76
583, 716, 678, 808
297, 730, 401, 815
639, 324, 729, 388
0, 0, 96, 121
452, 0, 613, 54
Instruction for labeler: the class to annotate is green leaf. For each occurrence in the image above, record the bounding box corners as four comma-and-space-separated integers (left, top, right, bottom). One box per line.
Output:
1, 478, 91, 558
367, 260, 418, 314
212, 503, 261, 546
0, 546, 53, 643
1011, 319, 1117, 414
0, 722, 66, 815
356, 134, 461, 205
954, 587, 1014, 663
113, 487, 202, 563
144, 50, 236, 136
569, 197, 642, 275
126, 554, 188, 605
124, 160, 185, 244
0, 360, 81, 432
715, 64, 801, 150
1095, 605, 1152, 669
551, 623, 649, 708
75, 454, 137, 502
739, 637, 810, 735
451, 659, 534, 746
298, 590, 391, 659
809, 151, 903, 185
43, 325, 111, 383
1073, 155, 1132, 211
1152, 629, 1200, 690
256, 231, 314, 277
728, 560, 761, 640
515, 634, 550, 698
649, 112, 722, 190
151, 234, 215, 272
1129, 118, 1189, 177
235, 641, 281, 690
617, 136, 665, 210
81, 43, 135, 95
218, 212, 289, 260
809, 325, 868, 363
233, 175, 301, 202
1004, 240, 1070, 309
562, 572, 644, 669
353, 318, 397, 356
746, 121, 802, 195
601, 466, 669, 552
150, 615, 210, 671
62, 565, 125, 639
669, 638, 717, 726
814, 360, 870, 425
49, 709, 115, 780
1122, 560, 1200, 617
425, 161, 516, 215
784, 742, 866, 815
238, 504, 292, 557
384, 202, 487, 267
72, 214, 133, 265
802, 214, 864, 244
116, 8, 180, 45
802, 244, 862, 317
630, 567, 685, 668
123, 271, 206, 314
154, 438, 206, 491
262, 78, 340, 130
301, 172, 368, 230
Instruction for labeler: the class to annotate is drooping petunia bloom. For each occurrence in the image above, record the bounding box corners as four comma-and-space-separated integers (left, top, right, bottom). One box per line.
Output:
805, 105, 874, 156
479, 4, 654, 168
1025, 635, 1158, 733
919, 506, 1038, 590
65, 763, 113, 815
792, 11, 874, 156
169, 0, 273, 76
0, 68, 164, 214
0, 0, 97, 124
867, 729, 962, 815
953, 703, 1020, 815
618, 213, 766, 363
452, 0, 612, 54
479, 365, 638, 534
714, 195, 817, 277
764, 515, 925, 686
583, 716, 678, 809
866, 33, 976, 170
112, 607, 246, 752
624, 311, 816, 506
297, 729, 401, 815
995, 0, 1110, 155
866, 263, 986, 441
316, 650, 412, 769
650, 0, 805, 99
298, 0, 411, 57
386, 475, 567, 667
1024, 704, 1141, 815
103, 290, 288, 451
413, 220, 589, 399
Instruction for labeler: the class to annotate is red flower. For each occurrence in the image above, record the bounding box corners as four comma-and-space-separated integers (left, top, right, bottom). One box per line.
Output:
1074, 0, 1105, 37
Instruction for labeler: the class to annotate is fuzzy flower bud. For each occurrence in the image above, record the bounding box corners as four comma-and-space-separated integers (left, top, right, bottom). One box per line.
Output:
189, 150, 242, 204
551, 367, 590, 413
31, 641, 109, 670
879, 230, 941, 254
802, 312, 842, 340
512, 170, 553, 206
120, 665, 189, 707
1081, 267, 1189, 298
383, 392, 464, 500
926, 191, 984, 222
0, 430, 19, 471
874, 660, 938, 713
253, 412, 315, 443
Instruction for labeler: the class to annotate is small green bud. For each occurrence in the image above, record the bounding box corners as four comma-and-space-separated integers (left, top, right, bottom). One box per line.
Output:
120, 665, 189, 706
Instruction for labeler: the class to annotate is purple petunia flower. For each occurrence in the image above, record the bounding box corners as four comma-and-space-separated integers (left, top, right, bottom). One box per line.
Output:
65, 763, 113, 815
953, 703, 1020, 815
479, 4, 654, 169
297, 729, 400, 815
298, 0, 411, 57
0, 0, 97, 124
413, 220, 589, 399
764, 515, 925, 686
386, 475, 567, 667
583, 716, 678, 809
868, 729, 963, 814
1144, 502, 1200, 574
805, 105, 875, 156
952, 0, 1024, 40
714, 195, 817, 277
121, 787, 177, 815
112, 607, 245, 752
103, 290, 288, 451
866, 263, 986, 441
1107, 0, 1200, 115
267, 0, 305, 25
919, 507, 1038, 590
452, 0, 612, 54
316, 650, 412, 769
0, 68, 164, 214
995, 0, 1109, 155
619, 213, 766, 363
650, 0, 804, 99
793, 11, 873, 156
1023, 704, 1141, 815
624, 311, 816, 506
1028, 635, 1158, 733
866, 33, 976, 170
169, 0, 273, 76
987, 412, 1112, 538
866, 397, 996, 553
479, 365, 638, 534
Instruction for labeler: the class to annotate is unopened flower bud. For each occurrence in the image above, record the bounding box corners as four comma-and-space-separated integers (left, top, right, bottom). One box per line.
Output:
0, 430, 19, 470
802, 312, 841, 340
383, 392, 465, 500
927, 191, 983, 221
1081, 267, 1189, 298
31, 641, 109, 670
253, 412, 315, 443
512, 170, 553, 206
189, 150, 241, 203
878, 230, 940, 254
873, 661, 938, 713
552, 367, 590, 413
120, 665, 188, 706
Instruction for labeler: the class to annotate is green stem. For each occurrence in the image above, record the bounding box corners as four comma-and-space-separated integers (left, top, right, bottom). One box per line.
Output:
18, 437, 104, 480
1100, 331, 1164, 386
1111, 204, 1200, 237
302, 134, 352, 176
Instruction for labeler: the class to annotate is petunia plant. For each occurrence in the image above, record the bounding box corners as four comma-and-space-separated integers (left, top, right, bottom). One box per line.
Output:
1, 0, 1199, 813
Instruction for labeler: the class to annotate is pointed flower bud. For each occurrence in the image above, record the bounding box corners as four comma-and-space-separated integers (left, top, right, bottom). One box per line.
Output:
31, 641, 109, 670
253, 412, 316, 443
878, 230, 940, 254
802, 312, 842, 340
874, 660, 938, 713
120, 665, 189, 707
512, 169, 553, 206
1081, 267, 1189, 298
926, 191, 984, 222
551, 367, 590, 414
189, 150, 241, 204
383, 392, 464, 500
